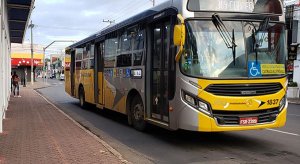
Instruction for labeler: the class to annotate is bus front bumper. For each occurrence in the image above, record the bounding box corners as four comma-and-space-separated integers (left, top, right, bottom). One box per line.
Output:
177, 103, 287, 132
197, 106, 287, 132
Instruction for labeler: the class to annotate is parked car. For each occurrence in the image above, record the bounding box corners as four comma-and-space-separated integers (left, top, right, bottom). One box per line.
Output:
49, 73, 55, 79
60, 74, 65, 81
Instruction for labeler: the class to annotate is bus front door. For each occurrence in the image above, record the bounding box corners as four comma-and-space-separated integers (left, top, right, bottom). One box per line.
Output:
96, 42, 104, 105
71, 50, 75, 96
151, 21, 170, 123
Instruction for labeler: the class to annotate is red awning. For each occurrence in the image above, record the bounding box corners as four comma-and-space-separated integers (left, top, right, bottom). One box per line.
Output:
11, 58, 43, 67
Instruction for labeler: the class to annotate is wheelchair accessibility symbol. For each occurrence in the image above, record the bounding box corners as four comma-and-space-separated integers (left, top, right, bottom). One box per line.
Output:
248, 61, 262, 77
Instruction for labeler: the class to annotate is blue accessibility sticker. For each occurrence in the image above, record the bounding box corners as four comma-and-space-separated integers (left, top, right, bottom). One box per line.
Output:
248, 61, 262, 77
125, 68, 131, 78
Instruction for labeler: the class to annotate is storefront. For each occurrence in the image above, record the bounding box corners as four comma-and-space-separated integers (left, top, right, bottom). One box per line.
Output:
11, 44, 44, 85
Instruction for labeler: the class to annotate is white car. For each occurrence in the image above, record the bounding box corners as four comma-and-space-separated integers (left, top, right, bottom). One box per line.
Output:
60, 74, 65, 81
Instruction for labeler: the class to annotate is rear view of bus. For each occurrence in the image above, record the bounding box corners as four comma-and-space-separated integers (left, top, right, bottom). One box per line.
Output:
174, 0, 288, 131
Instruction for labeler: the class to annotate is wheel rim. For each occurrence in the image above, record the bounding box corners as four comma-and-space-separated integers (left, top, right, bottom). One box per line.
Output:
133, 104, 143, 120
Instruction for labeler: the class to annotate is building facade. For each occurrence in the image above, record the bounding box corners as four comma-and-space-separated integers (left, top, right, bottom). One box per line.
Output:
0, 0, 33, 133
285, 1, 300, 86
0, 0, 11, 133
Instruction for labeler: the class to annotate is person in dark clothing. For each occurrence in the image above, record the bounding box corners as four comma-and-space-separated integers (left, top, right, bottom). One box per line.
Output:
12, 71, 21, 97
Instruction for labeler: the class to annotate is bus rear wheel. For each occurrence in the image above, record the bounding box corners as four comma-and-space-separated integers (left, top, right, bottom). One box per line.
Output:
131, 96, 146, 131
79, 87, 86, 108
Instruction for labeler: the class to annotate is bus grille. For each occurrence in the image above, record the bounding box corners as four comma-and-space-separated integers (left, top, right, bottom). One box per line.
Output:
213, 108, 280, 125
205, 83, 283, 96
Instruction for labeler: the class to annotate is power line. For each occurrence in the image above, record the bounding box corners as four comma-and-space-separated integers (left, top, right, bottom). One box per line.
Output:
114, 0, 151, 21
113, 0, 153, 21
35, 24, 98, 31
106, 0, 138, 20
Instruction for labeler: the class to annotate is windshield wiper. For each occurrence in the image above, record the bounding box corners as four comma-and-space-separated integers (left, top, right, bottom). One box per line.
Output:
212, 14, 237, 65
251, 29, 259, 64
258, 17, 270, 31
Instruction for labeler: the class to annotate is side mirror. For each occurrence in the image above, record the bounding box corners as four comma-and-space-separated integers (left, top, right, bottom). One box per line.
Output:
174, 25, 183, 46
173, 14, 186, 62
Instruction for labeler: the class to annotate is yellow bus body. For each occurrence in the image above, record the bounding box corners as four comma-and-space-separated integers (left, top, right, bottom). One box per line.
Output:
196, 77, 287, 132
65, 70, 71, 95
65, 69, 95, 104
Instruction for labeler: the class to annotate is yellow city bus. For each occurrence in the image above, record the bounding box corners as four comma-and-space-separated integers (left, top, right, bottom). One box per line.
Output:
66, 0, 288, 132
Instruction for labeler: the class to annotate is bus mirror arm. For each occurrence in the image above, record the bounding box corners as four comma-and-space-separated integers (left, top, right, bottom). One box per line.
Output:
174, 14, 186, 62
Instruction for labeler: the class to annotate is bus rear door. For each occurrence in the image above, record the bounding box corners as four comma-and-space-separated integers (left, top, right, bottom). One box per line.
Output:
95, 42, 104, 106
71, 50, 76, 96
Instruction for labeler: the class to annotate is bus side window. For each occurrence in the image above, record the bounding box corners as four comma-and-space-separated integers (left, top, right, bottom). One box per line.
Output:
104, 35, 118, 68
90, 44, 95, 69
117, 54, 132, 67
133, 52, 143, 66
75, 48, 83, 70
133, 30, 144, 50
133, 29, 144, 66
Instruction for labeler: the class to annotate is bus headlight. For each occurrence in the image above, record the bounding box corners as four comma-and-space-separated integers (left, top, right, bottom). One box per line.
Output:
279, 96, 286, 111
184, 94, 196, 106
182, 90, 211, 116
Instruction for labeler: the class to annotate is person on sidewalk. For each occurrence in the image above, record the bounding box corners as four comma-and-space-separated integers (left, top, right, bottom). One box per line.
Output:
12, 71, 21, 97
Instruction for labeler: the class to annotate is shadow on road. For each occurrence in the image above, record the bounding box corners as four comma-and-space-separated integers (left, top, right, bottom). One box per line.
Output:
78, 102, 266, 149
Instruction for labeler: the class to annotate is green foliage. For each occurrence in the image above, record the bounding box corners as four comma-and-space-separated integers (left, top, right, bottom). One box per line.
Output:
288, 82, 298, 87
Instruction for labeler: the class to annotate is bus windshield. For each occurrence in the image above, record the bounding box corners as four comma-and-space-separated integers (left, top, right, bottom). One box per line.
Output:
181, 20, 287, 78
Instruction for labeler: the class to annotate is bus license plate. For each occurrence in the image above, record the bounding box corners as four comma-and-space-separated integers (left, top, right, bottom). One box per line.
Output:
239, 117, 258, 125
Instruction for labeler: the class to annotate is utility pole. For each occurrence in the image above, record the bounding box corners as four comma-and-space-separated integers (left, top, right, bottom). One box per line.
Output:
29, 20, 34, 85
150, 0, 155, 6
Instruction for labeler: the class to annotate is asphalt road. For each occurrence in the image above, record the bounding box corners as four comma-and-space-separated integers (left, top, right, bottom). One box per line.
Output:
38, 79, 300, 164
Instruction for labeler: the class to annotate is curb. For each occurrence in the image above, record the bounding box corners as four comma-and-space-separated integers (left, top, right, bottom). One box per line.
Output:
34, 90, 130, 164
288, 101, 300, 105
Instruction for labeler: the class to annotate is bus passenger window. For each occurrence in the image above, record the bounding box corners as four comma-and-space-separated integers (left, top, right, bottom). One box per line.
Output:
90, 44, 95, 58
90, 59, 94, 69
117, 54, 132, 67
75, 48, 83, 60
104, 37, 118, 68
76, 61, 82, 70
121, 33, 131, 52
133, 30, 144, 50
83, 46, 89, 59
82, 60, 89, 69
133, 52, 143, 66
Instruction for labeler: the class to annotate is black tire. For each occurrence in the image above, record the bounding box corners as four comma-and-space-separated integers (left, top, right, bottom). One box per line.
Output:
79, 87, 86, 109
131, 96, 146, 131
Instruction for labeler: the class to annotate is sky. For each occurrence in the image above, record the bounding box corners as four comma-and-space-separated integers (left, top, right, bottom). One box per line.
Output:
24, 0, 168, 56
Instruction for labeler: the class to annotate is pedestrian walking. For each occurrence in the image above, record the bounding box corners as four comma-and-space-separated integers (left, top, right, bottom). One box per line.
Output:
12, 71, 21, 97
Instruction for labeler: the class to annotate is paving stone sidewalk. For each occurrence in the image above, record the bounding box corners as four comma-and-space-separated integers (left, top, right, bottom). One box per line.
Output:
0, 85, 126, 164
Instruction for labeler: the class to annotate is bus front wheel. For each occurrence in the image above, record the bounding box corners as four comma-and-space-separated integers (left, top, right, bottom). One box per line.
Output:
131, 96, 146, 131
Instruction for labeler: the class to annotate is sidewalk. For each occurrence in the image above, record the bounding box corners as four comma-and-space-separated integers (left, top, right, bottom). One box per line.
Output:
0, 82, 127, 163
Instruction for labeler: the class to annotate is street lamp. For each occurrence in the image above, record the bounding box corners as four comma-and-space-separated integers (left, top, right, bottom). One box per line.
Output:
28, 20, 34, 85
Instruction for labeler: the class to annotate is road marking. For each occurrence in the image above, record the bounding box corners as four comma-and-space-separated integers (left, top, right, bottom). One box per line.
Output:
267, 129, 299, 136
288, 114, 300, 117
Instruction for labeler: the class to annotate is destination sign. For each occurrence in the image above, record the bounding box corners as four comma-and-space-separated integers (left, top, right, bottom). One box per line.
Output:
261, 64, 285, 75
187, 0, 282, 14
